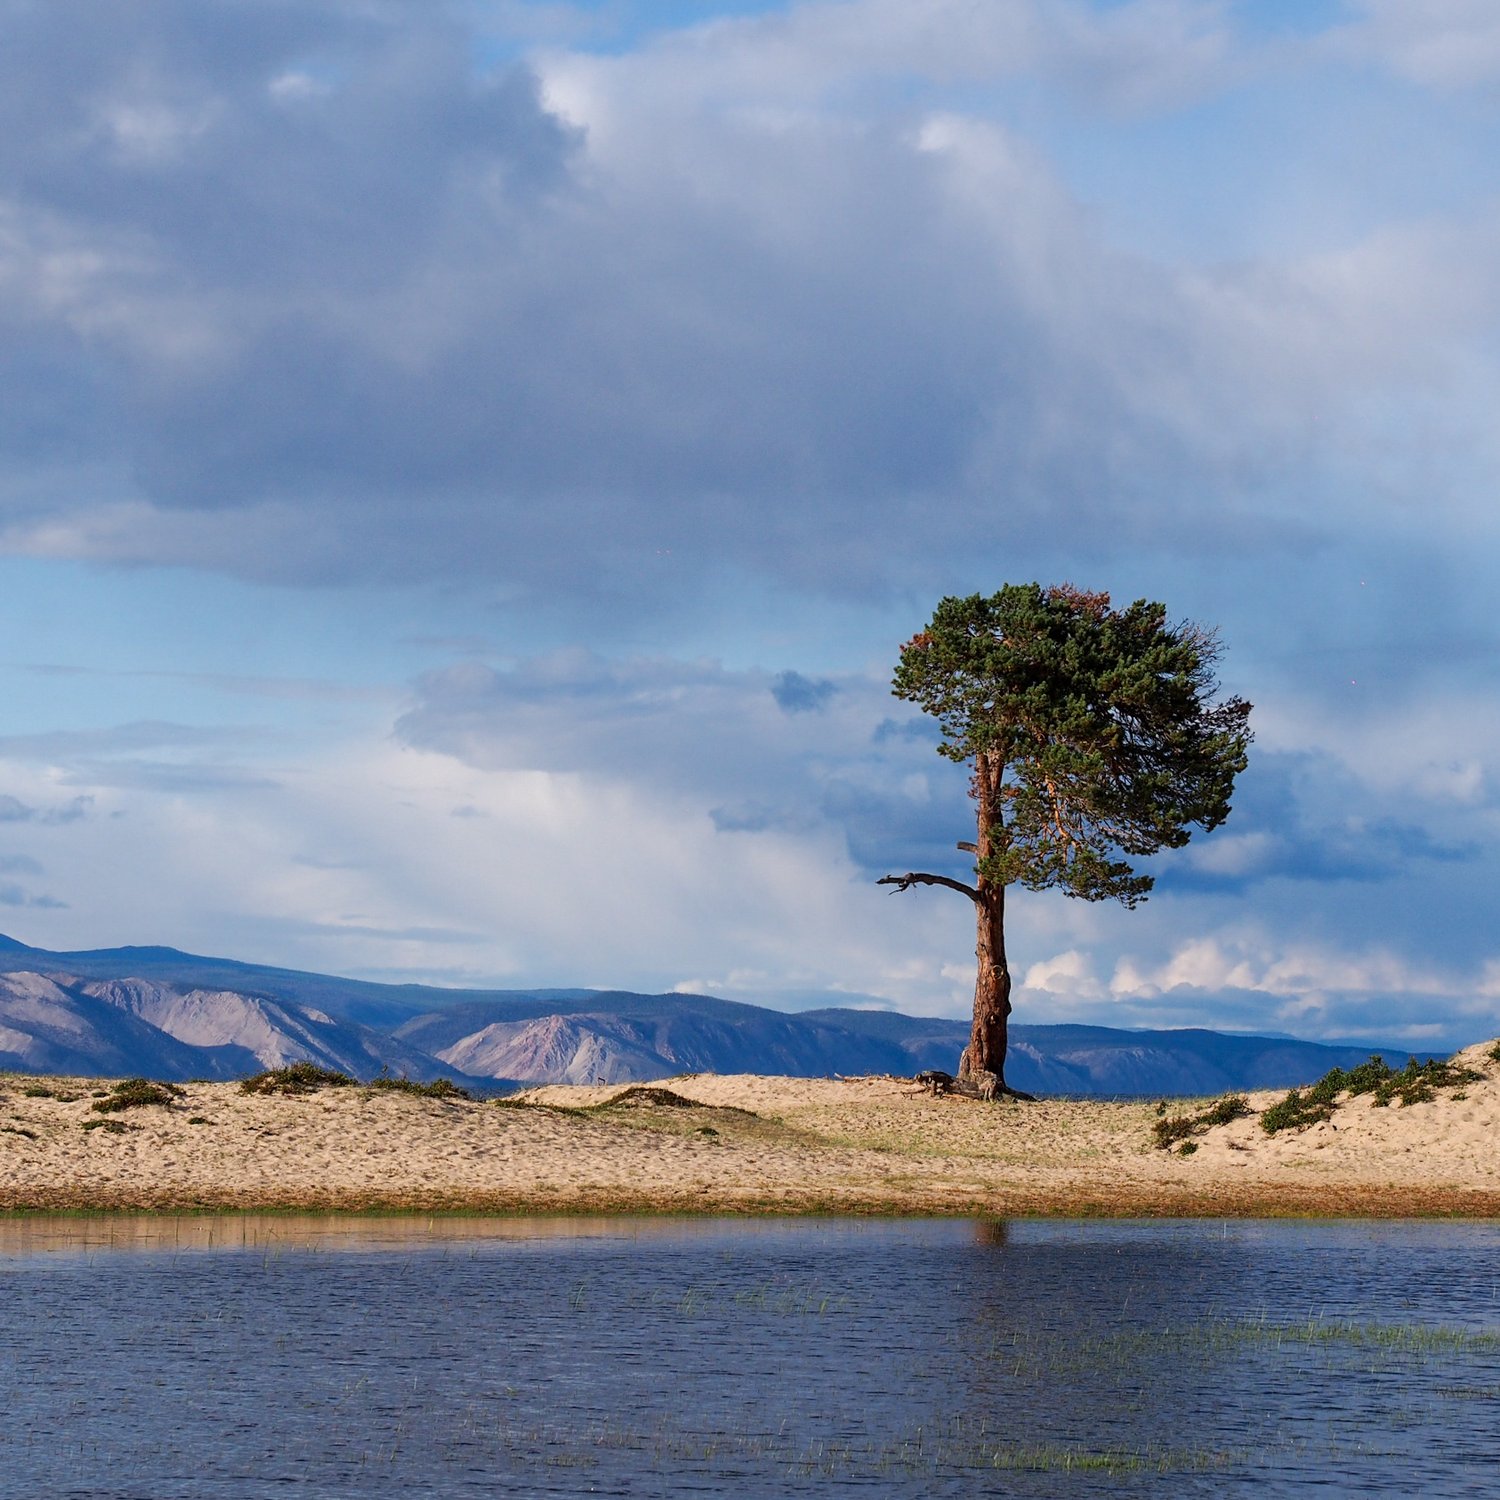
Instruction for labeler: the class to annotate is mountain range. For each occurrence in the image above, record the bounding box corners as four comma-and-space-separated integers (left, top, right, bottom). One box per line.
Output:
0, 932, 1410, 1097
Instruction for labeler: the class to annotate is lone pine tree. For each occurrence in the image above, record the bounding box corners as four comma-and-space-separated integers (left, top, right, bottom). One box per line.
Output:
880, 584, 1252, 1096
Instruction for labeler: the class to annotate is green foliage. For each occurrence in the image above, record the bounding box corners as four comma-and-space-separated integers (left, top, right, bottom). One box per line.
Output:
91, 1077, 184, 1113
240, 1062, 355, 1095
81, 1118, 135, 1134
1370, 1057, 1483, 1108
1488, 1041, 1500, 1064
892, 585, 1252, 905
366, 1075, 473, 1100
1261, 1054, 1485, 1133
1260, 1089, 1334, 1135
22, 1085, 55, 1098
1152, 1094, 1251, 1149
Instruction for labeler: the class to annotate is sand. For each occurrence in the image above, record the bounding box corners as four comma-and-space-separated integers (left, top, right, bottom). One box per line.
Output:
1, 1042, 1498, 1218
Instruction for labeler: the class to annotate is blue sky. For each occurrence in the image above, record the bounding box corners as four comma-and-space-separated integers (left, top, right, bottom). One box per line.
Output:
2, 0, 1500, 1048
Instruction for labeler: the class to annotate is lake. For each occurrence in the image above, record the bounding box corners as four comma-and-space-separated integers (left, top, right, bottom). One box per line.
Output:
2, 1215, 1497, 1497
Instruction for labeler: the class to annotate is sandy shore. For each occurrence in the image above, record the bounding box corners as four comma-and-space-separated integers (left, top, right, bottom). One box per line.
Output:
2, 1042, 1498, 1218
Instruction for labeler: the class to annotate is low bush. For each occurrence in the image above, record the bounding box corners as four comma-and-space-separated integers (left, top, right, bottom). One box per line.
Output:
1262, 1053, 1485, 1133
81, 1119, 135, 1134
366, 1075, 473, 1101
1260, 1088, 1334, 1135
91, 1078, 184, 1113
1370, 1057, 1483, 1108
1152, 1094, 1251, 1149
240, 1062, 355, 1096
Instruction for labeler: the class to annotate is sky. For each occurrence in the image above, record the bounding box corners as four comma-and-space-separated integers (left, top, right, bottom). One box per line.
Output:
2, 0, 1500, 1048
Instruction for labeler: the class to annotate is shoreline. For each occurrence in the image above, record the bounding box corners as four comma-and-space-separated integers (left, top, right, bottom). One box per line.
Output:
4, 1051, 1499, 1221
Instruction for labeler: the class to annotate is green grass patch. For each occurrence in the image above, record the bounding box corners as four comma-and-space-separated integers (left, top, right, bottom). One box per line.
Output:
365, 1075, 474, 1101
1152, 1094, 1252, 1149
81, 1118, 136, 1134
240, 1062, 356, 1096
91, 1078, 185, 1113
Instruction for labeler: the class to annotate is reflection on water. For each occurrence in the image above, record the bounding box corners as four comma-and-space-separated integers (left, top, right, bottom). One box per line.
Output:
2, 1216, 1498, 1498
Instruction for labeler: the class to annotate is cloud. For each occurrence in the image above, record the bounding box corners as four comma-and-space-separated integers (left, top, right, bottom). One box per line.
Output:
771, 670, 838, 714
1330, 0, 1500, 89
1, 0, 1495, 635
1158, 749, 1481, 894
395, 649, 973, 879
0, 792, 93, 824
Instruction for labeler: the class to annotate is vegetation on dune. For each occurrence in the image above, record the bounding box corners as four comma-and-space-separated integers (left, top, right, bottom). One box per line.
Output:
1261, 1055, 1486, 1135
91, 1078, 184, 1113
240, 1062, 356, 1095
366, 1075, 473, 1101
1152, 1094, 1252, 1151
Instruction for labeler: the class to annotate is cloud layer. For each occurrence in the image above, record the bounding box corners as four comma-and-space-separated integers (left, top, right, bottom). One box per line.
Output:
1, 1, 1499, 1048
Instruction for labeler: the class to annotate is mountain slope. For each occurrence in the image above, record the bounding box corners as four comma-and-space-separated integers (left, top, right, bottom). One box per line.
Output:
0, 971, 477, 1085
0, 932, 1411, 1095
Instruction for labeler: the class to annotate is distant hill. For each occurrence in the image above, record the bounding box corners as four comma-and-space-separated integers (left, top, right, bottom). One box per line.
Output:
0, 970, 477, 1086
0, 932, 1410, 1096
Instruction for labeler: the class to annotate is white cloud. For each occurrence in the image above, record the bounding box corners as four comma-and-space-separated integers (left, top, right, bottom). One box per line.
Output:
1332, 0, 1500, 89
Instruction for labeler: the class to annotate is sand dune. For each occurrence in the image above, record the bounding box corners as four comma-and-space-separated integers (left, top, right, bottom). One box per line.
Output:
2, 1043, 1498, 1217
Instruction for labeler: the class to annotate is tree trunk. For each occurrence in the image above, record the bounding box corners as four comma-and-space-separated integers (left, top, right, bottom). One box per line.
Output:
958, 751, 1013, 1088
959, 884, 1011, 1084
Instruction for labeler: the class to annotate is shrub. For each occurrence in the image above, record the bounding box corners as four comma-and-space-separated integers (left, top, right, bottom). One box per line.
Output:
91, 1078, 184, 1113
82, 1119, 135, 1134
1489, 1041, 1500, 1064
240, 1062, 355, 1096
1371, 1057, 1482, 1108
1152, 1094, 1251, 1149
1266, 1054, 1483, 1129
1260, 1088, 1335, 1135
366, 1075, 473, 1101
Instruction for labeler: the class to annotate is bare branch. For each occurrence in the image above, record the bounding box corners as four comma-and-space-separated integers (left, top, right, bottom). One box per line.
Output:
877, 871, 981, 903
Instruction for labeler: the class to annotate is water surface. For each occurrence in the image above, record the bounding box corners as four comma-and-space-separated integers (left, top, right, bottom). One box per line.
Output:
3, 1216, 1497, 1496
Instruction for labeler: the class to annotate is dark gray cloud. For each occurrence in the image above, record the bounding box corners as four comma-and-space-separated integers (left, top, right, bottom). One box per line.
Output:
0, 882, 66, 909
771, 670, 838, 714
0, 792, 93, 824
1155, 750, 1482, 895
1, 0, 1465, 628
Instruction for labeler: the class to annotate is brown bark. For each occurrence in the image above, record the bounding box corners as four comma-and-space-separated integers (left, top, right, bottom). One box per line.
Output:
879, 751, 1033, 1100
957, 750, 1013, 1087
